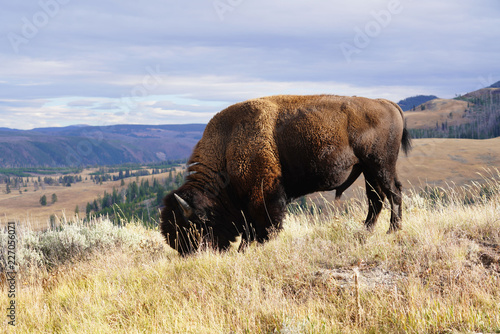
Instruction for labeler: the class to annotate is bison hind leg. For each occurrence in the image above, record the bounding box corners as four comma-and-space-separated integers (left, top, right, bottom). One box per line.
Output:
363, 176, 386, 231
386, 179, 403, 233
367, 170, 403, 234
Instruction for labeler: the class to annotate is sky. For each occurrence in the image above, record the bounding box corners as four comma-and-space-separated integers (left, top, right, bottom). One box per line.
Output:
1, 0, 499, 129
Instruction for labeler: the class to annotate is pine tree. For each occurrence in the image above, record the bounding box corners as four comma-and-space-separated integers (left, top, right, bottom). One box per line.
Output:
86, 203, 93, 216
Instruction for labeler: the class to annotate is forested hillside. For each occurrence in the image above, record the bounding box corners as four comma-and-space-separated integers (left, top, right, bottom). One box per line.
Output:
84, 167, 185, 224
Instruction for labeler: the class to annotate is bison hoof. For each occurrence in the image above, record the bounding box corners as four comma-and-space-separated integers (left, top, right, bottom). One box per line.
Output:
364, 221, 376, 232
387, 224, 402, 234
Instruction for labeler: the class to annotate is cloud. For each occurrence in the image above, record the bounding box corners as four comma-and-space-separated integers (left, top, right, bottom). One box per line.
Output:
0, 99, 48, 109
0, 0, 499, 129
67, 100, 98, 107
92, 102, 122, 110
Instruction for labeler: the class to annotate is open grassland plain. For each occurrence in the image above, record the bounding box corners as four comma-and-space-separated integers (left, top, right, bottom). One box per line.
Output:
397, 137, 500, 187
1, 172, 499, 333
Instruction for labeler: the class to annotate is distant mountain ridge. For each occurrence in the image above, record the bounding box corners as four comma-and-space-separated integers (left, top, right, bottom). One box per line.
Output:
2, 82, 500, 167
488, 81, 500, 88
0, 124, 205, 167
397, 95, 438, 111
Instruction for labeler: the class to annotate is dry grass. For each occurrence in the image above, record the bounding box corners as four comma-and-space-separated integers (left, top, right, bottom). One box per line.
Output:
1, 172, 500, 333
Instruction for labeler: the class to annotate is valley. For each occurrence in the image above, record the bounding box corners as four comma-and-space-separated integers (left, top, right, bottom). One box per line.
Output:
0, 166, 185, 231
1, 137, 499, 230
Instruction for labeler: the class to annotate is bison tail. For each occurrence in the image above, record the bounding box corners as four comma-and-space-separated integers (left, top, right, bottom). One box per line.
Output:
401, 121, 412, 156
384, 99, 412, 156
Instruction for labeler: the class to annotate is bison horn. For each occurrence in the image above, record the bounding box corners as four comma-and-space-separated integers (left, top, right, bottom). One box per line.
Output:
174, 193, 193, 218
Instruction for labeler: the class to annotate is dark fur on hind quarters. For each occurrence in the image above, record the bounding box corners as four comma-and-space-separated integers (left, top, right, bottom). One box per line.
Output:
161, 95, 412, 255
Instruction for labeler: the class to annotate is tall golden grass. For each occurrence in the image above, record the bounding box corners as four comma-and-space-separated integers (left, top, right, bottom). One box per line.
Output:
1, 169, 499, 333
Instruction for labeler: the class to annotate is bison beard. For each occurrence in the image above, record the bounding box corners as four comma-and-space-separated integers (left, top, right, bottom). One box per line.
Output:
161, 95, 411, 255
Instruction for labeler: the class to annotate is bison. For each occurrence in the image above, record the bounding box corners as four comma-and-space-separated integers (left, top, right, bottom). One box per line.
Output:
161, 95, 411, 255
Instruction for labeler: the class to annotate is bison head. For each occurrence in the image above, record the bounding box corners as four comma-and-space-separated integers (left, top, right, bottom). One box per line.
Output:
160, 186, 238, 255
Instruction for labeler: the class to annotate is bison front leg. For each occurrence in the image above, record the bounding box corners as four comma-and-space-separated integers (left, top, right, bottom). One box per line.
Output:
246, 182, 287, 243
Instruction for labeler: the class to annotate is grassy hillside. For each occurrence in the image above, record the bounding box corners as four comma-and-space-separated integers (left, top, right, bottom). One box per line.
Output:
404, 99, 470, 129
1, 173, 499, 333
406, 87, 500, 139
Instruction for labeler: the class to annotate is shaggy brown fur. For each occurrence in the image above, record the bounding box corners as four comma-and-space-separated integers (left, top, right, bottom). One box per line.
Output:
161, 95, 411, 255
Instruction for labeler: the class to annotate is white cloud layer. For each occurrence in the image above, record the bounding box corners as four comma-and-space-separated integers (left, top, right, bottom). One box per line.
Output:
1, 0, 499, 129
